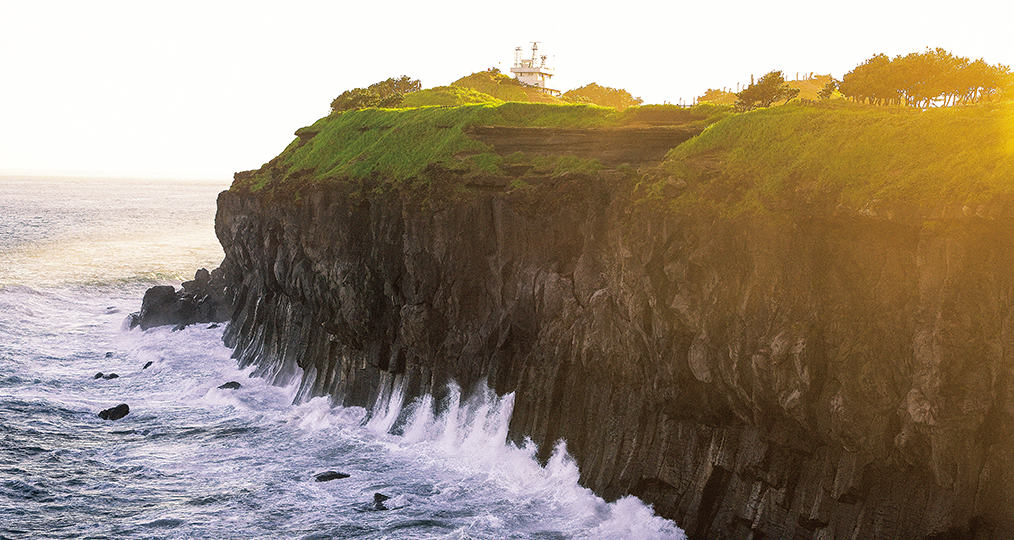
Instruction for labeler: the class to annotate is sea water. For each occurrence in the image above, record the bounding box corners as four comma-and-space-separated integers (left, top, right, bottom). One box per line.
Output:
0, 176, 685, 539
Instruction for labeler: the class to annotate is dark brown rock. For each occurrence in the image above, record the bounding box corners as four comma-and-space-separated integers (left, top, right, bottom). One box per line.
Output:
212, 172, 1014, 539
98, 403, 129, 421
130, 266, 237, 330
314, 471, 349, 482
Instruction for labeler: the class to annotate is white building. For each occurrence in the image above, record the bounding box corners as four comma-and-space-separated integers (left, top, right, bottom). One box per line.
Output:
510, 42, 560, 96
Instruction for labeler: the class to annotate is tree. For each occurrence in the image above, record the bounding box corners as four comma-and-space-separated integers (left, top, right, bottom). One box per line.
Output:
330, 75, 421, 114
697, 88, 735, 104
817, 78, 840, 100
369, 75, 423, 107
330, 87, 382, 113
840, 53, 907, 105
735, 71, 799, 111
838, 48, 1013, 107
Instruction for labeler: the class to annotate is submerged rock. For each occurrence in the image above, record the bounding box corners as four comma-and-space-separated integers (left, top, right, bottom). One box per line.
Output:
98, 403, 129, 421
142, 361, 153, 370
217, 381, 242, 390
372, 493, 390, 511
313, 471, 350, 482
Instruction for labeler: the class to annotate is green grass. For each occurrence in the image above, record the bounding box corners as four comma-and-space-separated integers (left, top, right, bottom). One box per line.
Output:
617, 102, 733, 129
653, 101, 1014, 215
233, 101, 722, 195
401, 86, 503, 107
452, 70, 561, 103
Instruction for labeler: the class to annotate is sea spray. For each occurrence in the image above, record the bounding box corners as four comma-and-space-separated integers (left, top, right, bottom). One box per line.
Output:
1, 283, 686, 539
1, 176, 685, 539
357, 378, 686, 539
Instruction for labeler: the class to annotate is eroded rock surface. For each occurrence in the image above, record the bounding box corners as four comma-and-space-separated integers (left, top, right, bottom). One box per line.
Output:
213, 174, 1014, 539
130, 267, 236, 330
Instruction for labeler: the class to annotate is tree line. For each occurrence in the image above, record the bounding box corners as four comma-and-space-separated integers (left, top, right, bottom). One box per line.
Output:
734, 71, 799, 111
836, 48, 1012, 107
334, 48, 1011, 116
330, 76, 422, 113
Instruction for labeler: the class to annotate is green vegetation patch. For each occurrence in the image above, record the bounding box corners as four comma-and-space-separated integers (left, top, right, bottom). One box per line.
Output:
653, 101, 1014, 215
401, 86, 503, 107
452, 70, 560, 104
232, 102, 626, 194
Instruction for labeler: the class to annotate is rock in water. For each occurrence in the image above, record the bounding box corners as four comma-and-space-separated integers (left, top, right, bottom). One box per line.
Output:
142, 361, 153, 370
373, 493, 390, 510
217, 381, 242, 390
135, 285, 183, 330
129, 267, 235, 330
98, 403, 130, 421
103, 373, 119, 380
181, 267, 211, 293
314, 471, 350, 482
94, 372, 104, 379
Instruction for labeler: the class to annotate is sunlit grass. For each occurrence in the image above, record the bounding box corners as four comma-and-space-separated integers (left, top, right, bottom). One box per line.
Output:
656, 101, 1014, 215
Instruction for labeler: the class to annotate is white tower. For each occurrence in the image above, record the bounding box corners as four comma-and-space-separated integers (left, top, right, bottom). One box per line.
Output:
510, 42, 560, 96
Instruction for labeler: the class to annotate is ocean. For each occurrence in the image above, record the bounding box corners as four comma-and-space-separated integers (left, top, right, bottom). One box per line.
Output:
0, 176, 685, 539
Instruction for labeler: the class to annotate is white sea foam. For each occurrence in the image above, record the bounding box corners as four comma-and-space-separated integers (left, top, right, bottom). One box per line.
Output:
358, 379, 686, 539
0, 176, 686, 539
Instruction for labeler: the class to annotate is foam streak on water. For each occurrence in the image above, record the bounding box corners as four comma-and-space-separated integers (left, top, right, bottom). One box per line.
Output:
0, 176, 686, 539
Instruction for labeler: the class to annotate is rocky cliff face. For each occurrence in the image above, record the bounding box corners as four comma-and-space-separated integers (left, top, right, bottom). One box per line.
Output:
214, 169, 1014, 539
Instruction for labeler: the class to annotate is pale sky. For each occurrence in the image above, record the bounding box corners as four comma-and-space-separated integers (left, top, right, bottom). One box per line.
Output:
2, 0, 1011, 180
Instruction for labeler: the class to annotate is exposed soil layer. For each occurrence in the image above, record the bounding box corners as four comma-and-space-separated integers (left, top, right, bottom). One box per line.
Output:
467, 126, 700, 168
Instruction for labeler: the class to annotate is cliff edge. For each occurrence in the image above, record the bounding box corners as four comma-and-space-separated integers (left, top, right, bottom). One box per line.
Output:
213, 102, 1014, 539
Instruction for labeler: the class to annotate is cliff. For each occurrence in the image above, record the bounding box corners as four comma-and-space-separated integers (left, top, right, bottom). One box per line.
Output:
211, 102, 1014, 539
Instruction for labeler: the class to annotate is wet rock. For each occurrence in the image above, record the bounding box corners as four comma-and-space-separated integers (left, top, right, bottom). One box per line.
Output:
94, 372, 104, 379
181, 267, 211, 293
98, 403, 129, 421
313, 471, 350, 482
217, 381, 242, 390
129, 267, 235, 331
103, 373, 118, 380
104, 352, 114, 358
142, 361, 153, 370
373, 493, 390, 511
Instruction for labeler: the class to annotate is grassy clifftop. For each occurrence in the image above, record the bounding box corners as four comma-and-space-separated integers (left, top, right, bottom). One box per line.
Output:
231, 102, 727, 194
233, 98, 1014, 219
650, 101, 1014, 216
